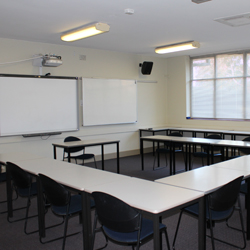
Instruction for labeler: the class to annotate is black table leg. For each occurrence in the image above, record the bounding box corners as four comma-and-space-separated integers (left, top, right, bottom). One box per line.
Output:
6, 165, 13, 218
37, 176, 45, 238
198, 196, 206, 250
116, 142, 120, 174
81, 192, 93, 250
246, 178, 250, 240
153, 214, 161, 250
53, 146, 57, 159
140, 139, 144, 171
101, 145, 104, 170
169, 142, 173, 175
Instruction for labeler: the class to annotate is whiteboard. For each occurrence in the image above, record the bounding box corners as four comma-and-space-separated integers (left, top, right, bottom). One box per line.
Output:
82, 78, 137, 126
0, 75, 79, 136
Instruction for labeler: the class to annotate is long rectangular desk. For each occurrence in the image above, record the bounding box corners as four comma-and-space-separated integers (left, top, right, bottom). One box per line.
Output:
155, 163, 250, 240
0, 152, 44, 165
140, 127, 250, 139
84, 177, 205, 250
5, 156, 205, 250
6, 157, 128, 250
140, 135, 250, 174
140, 135, 214, 174
52, 138, 120, 173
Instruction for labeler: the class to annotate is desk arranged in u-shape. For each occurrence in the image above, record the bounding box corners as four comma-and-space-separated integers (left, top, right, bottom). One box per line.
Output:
140, 135, 250, 174
2, 132, 250, 250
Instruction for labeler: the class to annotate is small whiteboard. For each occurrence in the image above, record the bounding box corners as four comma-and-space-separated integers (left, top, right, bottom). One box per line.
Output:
0, 75, 79, 136
82, 78, 137, 126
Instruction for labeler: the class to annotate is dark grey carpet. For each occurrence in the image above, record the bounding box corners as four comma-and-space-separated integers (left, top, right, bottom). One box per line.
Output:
0, 152, 248, 250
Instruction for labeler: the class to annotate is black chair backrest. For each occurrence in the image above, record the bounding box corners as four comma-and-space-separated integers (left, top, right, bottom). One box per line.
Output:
6, 162, 31, 189
206, 134, 222, 140
39, 174, 70, 207
240, 136, 250, 155
165, 132, 183, 148
64, 136, 84, 154
202, 134, 222, 151
92, 192, 141, 233
169, 132, 183, 137
208, 176, 243, 212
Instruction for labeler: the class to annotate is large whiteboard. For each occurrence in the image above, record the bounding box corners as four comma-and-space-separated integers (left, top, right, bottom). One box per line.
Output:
0, 75, 79, 136
82, 78, 137, 126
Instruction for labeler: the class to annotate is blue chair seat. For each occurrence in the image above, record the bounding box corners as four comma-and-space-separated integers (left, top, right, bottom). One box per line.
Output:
184, 203, 234, 221
0, 172, 6, 182
52, 195, 95, 216
240, 182, 247, 194
156, 148, 170, 154
18, 182, 38, 197
75, 153, 95, 160
193, 152, 222, 158
103, 218, 166, 244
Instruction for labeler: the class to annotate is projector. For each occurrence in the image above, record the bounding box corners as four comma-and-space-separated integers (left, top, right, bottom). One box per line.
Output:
42, 55, 62, 67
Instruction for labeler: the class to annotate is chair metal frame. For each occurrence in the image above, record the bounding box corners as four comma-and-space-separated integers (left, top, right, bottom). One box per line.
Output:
63, 136, 97, 168
173, 176, 246, 250
153, 132, 185, 172
92, 191, 170, 250
39, 173, 94, 250
6, 162, 39, 235
192, 134, 223, 166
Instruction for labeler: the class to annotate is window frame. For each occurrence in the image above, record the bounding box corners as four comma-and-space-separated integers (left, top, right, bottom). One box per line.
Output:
189, 50, 250, 121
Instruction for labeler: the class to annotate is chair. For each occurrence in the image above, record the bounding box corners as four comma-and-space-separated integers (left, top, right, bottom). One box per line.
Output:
238, 136, 250, 155
0, 163, 18, 215
92, 191, 170, 250
192, 134, 223, 166
173, 176, 246, 250
63, 136, 97, 168
0, 163, 7, 204
153, 132, 184, 171
6, 162, 39, 234
38, 173, 95, 250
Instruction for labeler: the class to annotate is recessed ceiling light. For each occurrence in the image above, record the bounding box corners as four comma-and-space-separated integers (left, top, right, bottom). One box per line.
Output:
124, 9, 134, 15
214, 13, 250, 27
192, 0, 211, 3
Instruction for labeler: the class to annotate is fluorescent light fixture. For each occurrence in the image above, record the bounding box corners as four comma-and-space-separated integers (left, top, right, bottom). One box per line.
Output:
61, 23, 110, 42
155, 41, 200, 54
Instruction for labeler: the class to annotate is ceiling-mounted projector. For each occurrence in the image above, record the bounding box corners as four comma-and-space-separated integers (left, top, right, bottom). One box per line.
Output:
42, 55, 62, 67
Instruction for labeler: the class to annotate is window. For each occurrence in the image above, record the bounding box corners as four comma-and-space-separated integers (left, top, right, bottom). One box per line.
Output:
190, 51, 250, 120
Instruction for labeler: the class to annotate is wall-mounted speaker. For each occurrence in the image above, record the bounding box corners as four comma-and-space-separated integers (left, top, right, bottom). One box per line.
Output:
139, 61, 153, 75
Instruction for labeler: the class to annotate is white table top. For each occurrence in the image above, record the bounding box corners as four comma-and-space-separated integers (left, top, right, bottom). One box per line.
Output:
155, 165, 246, 194
141, 135, 250, 148
141, 135, 218, 145
0, 152, 44, 165
12, 157, 204, 215
13, 158, 129, 191
211, 155, 250, 174
86, 177, 203, 214
169, 127, 232, 133
140, 127, 250, 136
52, 138, 120, 148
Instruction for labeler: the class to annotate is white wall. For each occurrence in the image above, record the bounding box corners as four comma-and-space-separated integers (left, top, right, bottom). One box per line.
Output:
0, 38, 167, 159
166, 55, 250, 133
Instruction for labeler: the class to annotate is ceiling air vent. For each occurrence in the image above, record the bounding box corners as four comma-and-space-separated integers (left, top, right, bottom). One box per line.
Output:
214, 13, 250, 27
